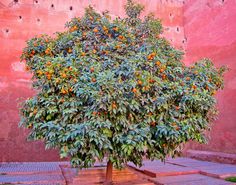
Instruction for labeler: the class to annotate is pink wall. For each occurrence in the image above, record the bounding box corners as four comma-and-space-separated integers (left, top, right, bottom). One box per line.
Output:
0, 0, 184, 162
183, 0, 236, 154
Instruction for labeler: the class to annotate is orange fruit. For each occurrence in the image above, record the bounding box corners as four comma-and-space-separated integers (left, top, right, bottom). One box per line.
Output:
171, 122, 177, 126
150, 122, 156, 126
61, 88, 67, 94
81, 52, 86, 57
155, 61, 161, 66
147, 55, 153, 60
68, 48, 72, 53
103, 26, 108, 31
25, 66, 30, 71
118, 35, 124, 40
175, 126, 180, 131
45, 48, 50, 54
162, 65, 167, 70
132, 88, 137, 93
192, 85, 197, 90
212, 90, 216, 95
90, 67, 94, 72
47, 74, 52, 80
70, 25, 77, 32
143, 86, 150, 91
46, 61, 51, 66
91, 78, 96, 82
33, 109, 37, 115
37, 70, 43, 76
28, 124, 33, 129
112, 102, 117, 109
115, 45, 121, 49
150, 52, 156, 57
93, 28, 99, 33
56, 79, 60, 83
149, 79, 155, 83
113, 27, 118, 31
62, 73, 67, 78
162, 74, 166, 80
186, 77, 191, 81
137, 80, 142, 85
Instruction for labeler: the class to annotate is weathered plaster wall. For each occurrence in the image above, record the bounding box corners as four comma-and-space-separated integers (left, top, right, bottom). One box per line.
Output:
183, 0, 236, 154
0, 0, 184, 162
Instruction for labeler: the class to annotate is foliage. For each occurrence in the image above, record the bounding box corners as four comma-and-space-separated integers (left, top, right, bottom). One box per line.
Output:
225, 177, 236, 182
19, 0, 226, 169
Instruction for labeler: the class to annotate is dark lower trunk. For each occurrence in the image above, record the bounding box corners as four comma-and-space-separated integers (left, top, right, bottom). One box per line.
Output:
104, 160, 113, 184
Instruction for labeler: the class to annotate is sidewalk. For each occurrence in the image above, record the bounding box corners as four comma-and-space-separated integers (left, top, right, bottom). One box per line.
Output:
0, 157, 235, 184
129, 157, 236, 185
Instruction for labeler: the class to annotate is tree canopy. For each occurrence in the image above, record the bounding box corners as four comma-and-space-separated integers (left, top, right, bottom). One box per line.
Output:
20, 0, 226, 169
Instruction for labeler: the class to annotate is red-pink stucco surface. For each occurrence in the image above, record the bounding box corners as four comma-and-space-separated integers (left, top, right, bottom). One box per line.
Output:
183, 0, 236, 154
0, 0, 235, 162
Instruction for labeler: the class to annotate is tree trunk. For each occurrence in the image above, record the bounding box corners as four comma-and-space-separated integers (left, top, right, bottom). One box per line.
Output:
105, 160, 113, 184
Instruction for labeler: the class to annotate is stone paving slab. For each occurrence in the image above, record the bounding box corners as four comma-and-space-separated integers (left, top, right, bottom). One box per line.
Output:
199, 165, 236, 178
166, 157, 236, 178
0, 173, 65, 184
128, 160, 199, 177
0, 162, 64, 175
151, 174, 233, 185
186, 149, 236, 165
166, 157, 220, 167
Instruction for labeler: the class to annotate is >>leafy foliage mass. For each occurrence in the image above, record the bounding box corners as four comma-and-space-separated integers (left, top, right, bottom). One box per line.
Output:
20, 0, 226, 169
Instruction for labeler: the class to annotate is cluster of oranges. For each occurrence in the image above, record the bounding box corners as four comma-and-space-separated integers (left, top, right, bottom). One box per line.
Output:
70, 25, 78, 32
147, 52, 156, 60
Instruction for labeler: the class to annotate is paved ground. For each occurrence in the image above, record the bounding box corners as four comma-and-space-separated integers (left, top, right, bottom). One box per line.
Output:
129, 157, 236, 185
0, 158, 235, 184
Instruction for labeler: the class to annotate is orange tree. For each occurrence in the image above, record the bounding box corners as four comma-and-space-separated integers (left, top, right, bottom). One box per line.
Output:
20, 0, 226, 183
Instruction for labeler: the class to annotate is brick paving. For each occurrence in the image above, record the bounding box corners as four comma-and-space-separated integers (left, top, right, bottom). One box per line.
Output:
0, 158, 235, 184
